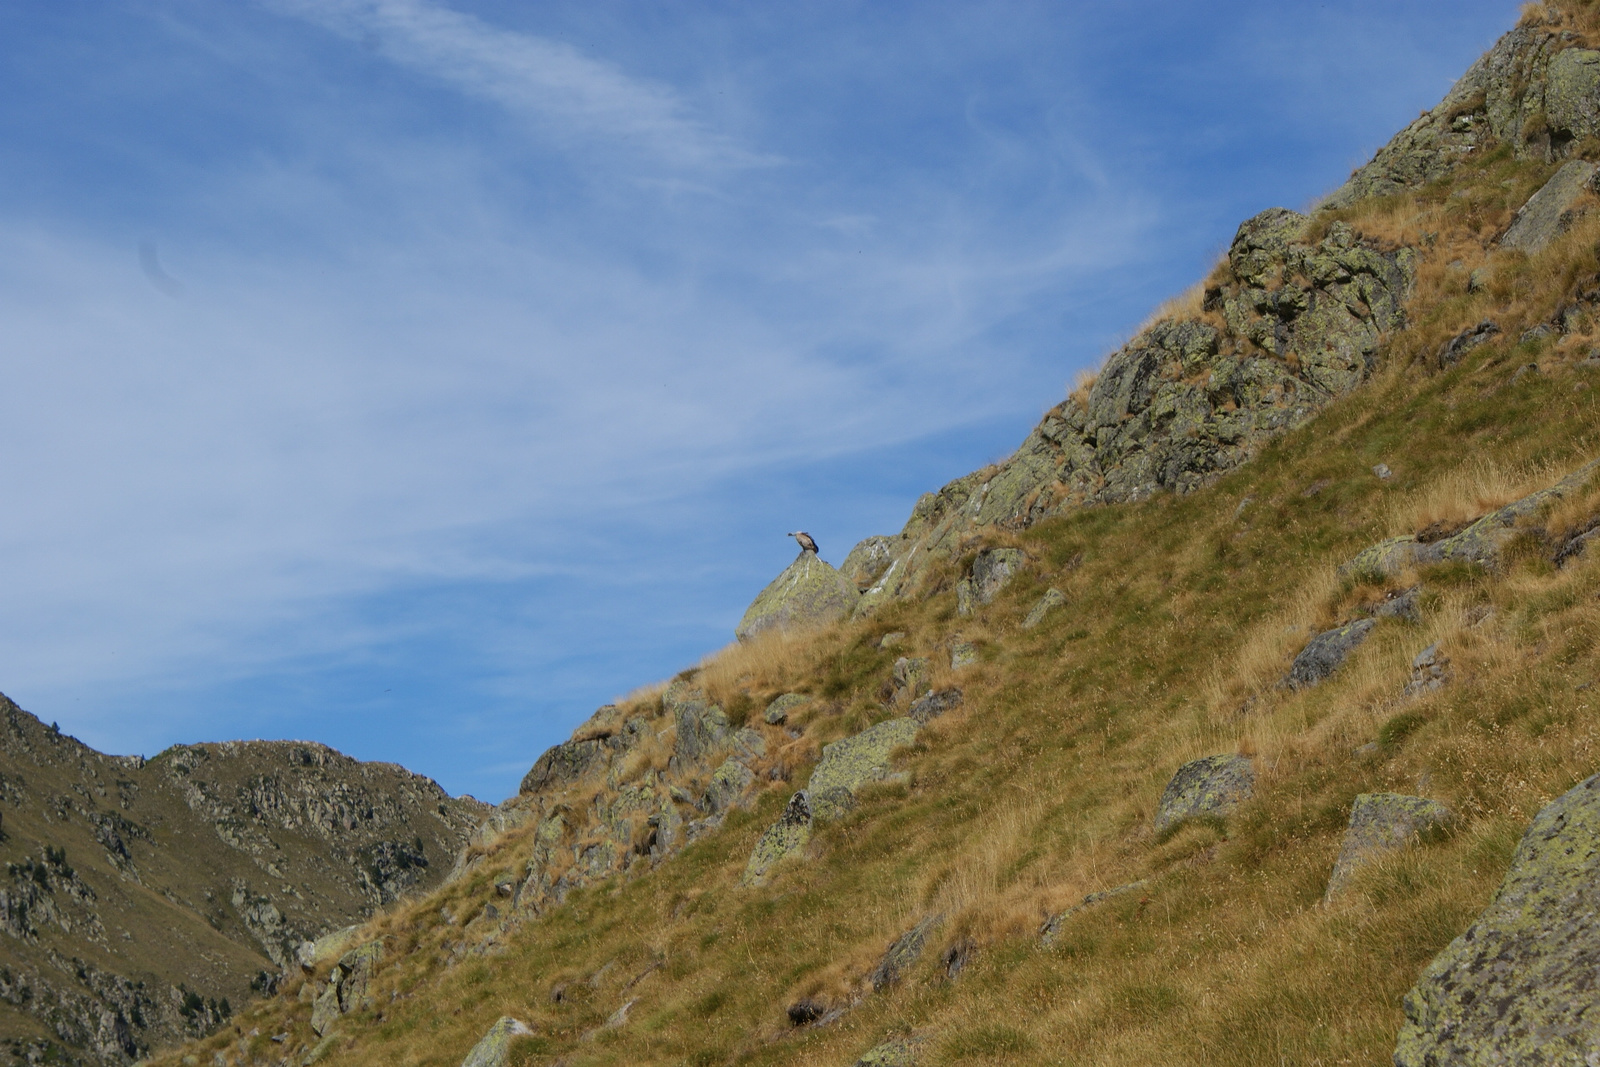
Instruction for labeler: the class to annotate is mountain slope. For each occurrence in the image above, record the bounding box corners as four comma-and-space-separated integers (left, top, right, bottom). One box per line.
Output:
0, 699, 487, 1066
136, 2, 1600, 1065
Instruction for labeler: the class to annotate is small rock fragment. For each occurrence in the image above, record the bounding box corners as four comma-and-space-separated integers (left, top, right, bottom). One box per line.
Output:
877, 631, 906, 649
1285, 619, 1378, 688
1021, 588, 1067, 629
1403, 644, 1449, 697
908, 688, 963, 725
1372, 463, 1393, 480
949, 641, 979, 669
869, 915, 944, 991
764, 693, 809, 725
459, 1017, 535, 1067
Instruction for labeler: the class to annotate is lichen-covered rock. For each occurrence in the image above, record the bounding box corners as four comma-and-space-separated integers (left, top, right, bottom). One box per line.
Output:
459, 1017, 534, 1067
705, 759, 756, 815
891, 657, 929, 703
1325, 794, 1453, 899
1285, 618, 1378, 688
740, 791, 812, 887
908, 688, 962, 725
1039, 881, 1148, 946
519, 710, 647, 795
948, 641, 978, 669
736, 551, 860, 642
956, 548, 1025, 615
666, 685, 731, 774
1021, 588, 1067, 629
1154, 755, 1255, 834
1327, 23, 1600, 208
868, 915, 943, 991
1501, 160, 1597, 253
1393, 771, 1600, 1066
1340, 457, 1600, 577
309, 981, 341, 1036
854, 1037, 920, 1067
764, 693, 809, 725
850, 211, 1413, 617
841, 536, 897, 590
807, 718, 921, 821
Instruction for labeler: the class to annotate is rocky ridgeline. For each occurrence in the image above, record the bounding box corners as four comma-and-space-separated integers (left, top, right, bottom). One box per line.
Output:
827, 210, 1417, 618
0, 697, 485, 1066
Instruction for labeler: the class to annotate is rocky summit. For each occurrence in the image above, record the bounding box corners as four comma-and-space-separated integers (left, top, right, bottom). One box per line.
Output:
40, 4, 1600, 1067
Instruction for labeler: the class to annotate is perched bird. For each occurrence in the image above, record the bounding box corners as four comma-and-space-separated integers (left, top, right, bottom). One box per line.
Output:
788, 531, 819, 555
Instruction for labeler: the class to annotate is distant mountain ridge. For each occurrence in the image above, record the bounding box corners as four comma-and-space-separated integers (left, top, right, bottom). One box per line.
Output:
0, 695, 487, 1066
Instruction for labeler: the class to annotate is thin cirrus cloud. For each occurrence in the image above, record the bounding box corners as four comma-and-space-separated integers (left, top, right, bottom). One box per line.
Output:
262, 0, 767, 170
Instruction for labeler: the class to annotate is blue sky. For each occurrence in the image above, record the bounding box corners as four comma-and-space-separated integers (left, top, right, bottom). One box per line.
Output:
0, 1, 1514, 801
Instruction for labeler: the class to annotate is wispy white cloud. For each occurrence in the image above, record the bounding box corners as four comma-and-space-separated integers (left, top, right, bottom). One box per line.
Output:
262, 0, 766, 169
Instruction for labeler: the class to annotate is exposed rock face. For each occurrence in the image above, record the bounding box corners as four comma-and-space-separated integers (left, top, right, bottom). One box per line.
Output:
735, 552, 860, 642
1153, 755, 1255, 834
1327, 22, 1600, 208
739, 792, 812, 888
0, 696, 483, 1066
1343, 457, 1600, 577
763, 694, 809, 726
807, 718, 920, 821
868, 915, 943, 992
1394, 772, 1600, 1066
840, 537, 897, 590
1501, 160, 1597, 252
459, 1016, 533, 1067
955, 549, 1025, 616
1324, 794, 1453, 899
1285, 619, 1378, 689
854, 1037, 920, 1067
850, 210, 1413, 616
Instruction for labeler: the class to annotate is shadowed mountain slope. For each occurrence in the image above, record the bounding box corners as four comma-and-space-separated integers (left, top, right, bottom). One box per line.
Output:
0, 698, 486, 1066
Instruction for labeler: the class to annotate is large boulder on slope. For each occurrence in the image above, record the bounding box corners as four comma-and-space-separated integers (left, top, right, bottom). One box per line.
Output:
736, 551, 860, 642
1394, 771, 1600, 1066
1501, 160, 1597, 254
807, 717, 921, 820
460, 1017, 535, 1067
1285, 619, 1377, 689
1154, 755, 1255, 834
1324, 793, 1453, 899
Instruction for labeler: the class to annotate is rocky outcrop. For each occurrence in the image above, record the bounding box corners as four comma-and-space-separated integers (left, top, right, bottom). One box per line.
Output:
868, 916, 943, 992
908, 689, 962, 725
955, 549, 1025, 616
1153, 755, 1255, 834
1327, 20, 1600, 208
854, 1037, 921, 1067
1325, 794, 1453, 899
739, 792, 812, 888
807, 719, 920, 821
1394, 771, 1600, 1066
459, 1016, 533, 1067
1501, 160, 1597, 253
849, 210, 1413, 616
1285, 619, 1378, 689
736, 552, 860, 642
763, 694, 809, 725
1343, 457, 1600, 577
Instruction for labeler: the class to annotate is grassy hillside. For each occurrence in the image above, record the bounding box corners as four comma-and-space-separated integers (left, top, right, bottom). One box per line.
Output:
143, 4, 1600, 1066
